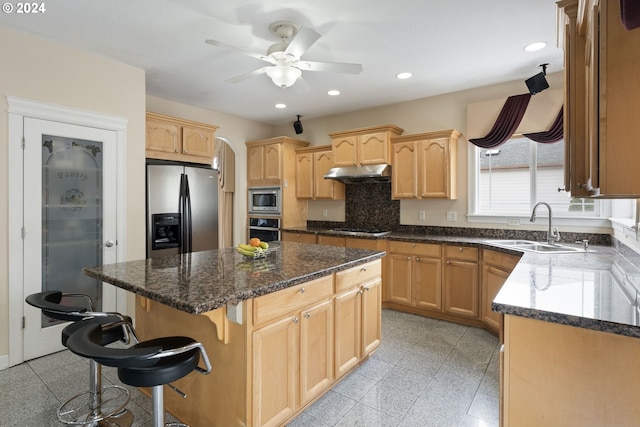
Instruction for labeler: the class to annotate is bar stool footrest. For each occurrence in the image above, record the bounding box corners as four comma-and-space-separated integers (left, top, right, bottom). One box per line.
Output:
57, 384, 130, 425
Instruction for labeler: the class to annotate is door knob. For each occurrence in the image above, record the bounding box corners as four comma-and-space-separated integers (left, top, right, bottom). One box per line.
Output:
104, 240, 115, 247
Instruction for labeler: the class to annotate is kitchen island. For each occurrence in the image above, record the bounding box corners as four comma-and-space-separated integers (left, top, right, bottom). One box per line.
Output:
84, 241, 385, 427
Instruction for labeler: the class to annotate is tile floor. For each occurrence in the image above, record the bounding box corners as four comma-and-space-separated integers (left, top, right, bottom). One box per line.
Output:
0, 309, 500, 427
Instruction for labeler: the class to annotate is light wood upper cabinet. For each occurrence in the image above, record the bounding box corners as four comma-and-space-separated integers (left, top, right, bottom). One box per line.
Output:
146, 112, 218, 164
329, 125, 404, 167
559, 0, 640, 197
246, 137, 309, 187
295, 145, 345, 200
391, 130, 460, 200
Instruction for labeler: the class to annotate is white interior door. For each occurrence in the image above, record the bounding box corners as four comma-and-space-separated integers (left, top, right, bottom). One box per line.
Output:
22, 118, 118, 360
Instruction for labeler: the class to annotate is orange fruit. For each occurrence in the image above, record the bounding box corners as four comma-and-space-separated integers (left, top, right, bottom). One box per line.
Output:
249, 237, 261, 247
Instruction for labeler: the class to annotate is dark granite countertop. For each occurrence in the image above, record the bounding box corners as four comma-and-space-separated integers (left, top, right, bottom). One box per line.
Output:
284, 226, 640, 338
83, 241, 385, 315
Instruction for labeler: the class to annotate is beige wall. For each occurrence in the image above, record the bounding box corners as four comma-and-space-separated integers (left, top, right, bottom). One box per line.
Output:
145, 96, 276, 246
270, 72, 607, 233
0, 26, 146, 360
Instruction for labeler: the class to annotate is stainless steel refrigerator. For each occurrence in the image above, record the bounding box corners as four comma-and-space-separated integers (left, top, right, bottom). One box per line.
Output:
146, 160, 218, 258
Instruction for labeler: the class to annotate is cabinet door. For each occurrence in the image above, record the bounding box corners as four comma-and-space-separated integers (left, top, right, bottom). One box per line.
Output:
444, 260, 479, 318
318, 235, 346, 247
334, 287, 362, 379
332, 135, 358, 167
182, 125, 214, 160
414, 255, 442, 311
419, 139, 450, 198
391, 141, 418, 199
358, 132, 389, 165
247, 145, 265, 185
263, 143, 282, 183
387, 253, 412, 305
299, 299, 333, 405
252, 315, 298, 427
361, 278, 381, 356
314, 151, 341, 199
482, 264, 510, 332
281, 232, 317, 244
295, 152, 313, 199
146, 119, 179, 154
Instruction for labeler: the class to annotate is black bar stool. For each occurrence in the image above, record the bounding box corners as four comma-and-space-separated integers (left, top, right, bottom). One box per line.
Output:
66, 321, 212, 427
26, 291, 137, 426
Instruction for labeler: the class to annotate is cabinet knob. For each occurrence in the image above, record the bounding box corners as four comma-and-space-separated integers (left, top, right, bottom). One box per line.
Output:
416, 257, 420, 261
407, 256, 411, 260
459, 247, 463, 252
361, 267, 367, 272
292, 317, 299, 324
357, 289, 364, 295
299, 287, 305, 294
174, 149, 179, 153
184, 150, 188, 153
411, 243, 415, 247
446, 261, 451, 265
362, 285, 370, 292
303, 313, 311, 319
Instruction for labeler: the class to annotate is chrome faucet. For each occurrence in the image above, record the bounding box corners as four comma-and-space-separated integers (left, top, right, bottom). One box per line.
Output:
530, 201, 561, 245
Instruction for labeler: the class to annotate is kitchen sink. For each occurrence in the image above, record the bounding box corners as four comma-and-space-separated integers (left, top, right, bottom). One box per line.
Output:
487, 239, 588, 254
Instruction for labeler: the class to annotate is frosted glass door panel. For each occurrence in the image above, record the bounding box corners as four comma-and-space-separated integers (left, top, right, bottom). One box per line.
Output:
42, 135, 103, 327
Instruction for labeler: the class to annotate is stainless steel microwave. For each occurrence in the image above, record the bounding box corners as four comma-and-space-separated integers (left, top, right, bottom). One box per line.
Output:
248, 187, 281, 214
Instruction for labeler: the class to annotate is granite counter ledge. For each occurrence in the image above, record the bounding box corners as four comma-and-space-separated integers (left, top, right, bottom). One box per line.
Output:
83, 241, 385, 314
493, 246, 640, 338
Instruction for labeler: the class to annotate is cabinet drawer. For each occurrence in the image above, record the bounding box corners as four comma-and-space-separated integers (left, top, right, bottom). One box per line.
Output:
389, 241, 441, 257
445, 245, 478, 261
335, 260, 381, 293
483, 249, 520, 270
253, 275, 333, 326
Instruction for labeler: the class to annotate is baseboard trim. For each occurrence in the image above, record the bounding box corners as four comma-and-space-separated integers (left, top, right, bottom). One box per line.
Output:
0, 354, 9, 371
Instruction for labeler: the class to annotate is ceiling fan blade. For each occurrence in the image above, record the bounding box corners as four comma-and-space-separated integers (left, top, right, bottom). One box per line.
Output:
225, 67, 269, 83
205, 39, 275, 64
296, 61, 363, 75
284, 27, 321, 59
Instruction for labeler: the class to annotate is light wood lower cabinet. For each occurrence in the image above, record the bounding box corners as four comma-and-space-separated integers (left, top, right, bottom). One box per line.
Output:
503, 314, 640, 426
252, 297, 333, 427
281, 231, 317, 244
387, 241, 442, 310
481, 250, 521, 334
443, 245, 479, 318
334, 262, 382, 379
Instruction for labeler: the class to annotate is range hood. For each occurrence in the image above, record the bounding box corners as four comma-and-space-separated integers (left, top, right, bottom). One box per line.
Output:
324, 164, 391, 183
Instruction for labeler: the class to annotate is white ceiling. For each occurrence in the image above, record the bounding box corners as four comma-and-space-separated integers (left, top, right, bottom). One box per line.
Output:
0, 0, 563, 125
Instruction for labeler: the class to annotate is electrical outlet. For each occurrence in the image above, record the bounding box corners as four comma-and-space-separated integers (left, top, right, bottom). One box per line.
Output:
419, 210, 426, 221
507, 219, 520, 226
446, 211, 457, 222
322, 208, 328, 217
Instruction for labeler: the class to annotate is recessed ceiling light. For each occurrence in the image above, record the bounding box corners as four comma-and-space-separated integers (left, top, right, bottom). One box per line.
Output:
396, 72, 412, 80
524, 42, 546, 52
275, 103, 286, 109
328, 89, 340, 96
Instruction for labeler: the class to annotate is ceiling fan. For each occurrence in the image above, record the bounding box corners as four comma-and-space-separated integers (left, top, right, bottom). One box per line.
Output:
205, 21, 363, 88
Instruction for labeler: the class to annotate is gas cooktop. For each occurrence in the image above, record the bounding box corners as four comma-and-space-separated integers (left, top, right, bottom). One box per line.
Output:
328, 228, 392, 237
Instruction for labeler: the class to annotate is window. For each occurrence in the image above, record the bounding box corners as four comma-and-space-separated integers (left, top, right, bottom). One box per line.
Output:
473, 136, 600, 218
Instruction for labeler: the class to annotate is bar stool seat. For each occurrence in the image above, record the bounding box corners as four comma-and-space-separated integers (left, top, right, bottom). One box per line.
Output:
66, 322, 212, 427
26, 291, 136, 426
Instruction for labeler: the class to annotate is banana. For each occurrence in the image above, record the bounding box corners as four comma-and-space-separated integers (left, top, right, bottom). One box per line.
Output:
236, 247, 256, 257
259, 241, 269, 250
239, 244, 257, 252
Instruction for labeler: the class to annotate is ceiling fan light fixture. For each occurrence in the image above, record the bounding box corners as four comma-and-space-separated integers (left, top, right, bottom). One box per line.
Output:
266, 64, 302, 88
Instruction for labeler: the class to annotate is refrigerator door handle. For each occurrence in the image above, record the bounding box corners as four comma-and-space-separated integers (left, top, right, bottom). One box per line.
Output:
184, 174, 193, 253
